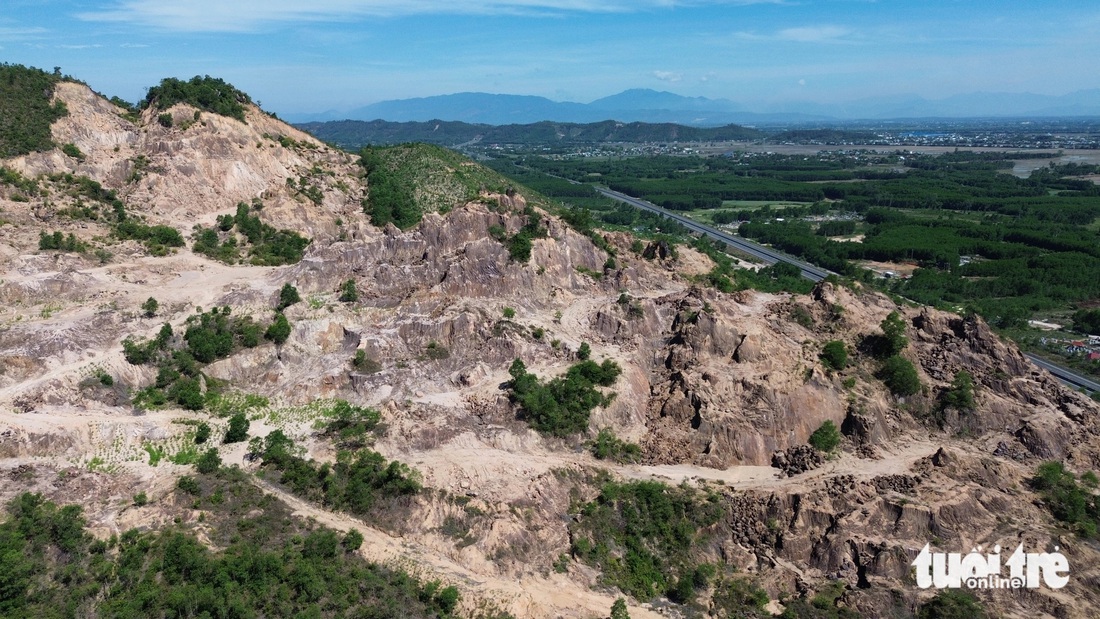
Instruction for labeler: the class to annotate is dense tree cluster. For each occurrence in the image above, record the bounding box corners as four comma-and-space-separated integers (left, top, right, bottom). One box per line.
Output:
0, 63, 69, 157
142, 75, 252, 122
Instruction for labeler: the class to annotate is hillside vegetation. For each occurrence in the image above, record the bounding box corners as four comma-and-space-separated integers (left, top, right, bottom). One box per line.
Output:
0, 63, 69, 157
360, 143, 513, 229
142, 75, 252, 122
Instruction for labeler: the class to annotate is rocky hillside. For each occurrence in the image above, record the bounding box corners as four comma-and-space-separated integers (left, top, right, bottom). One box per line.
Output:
1, 73, 1099, 619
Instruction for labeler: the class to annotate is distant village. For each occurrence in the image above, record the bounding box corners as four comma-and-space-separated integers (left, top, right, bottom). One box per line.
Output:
1040, 335, 1100, 363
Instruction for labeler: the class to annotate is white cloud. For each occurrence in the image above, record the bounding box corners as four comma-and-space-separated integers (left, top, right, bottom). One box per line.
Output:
78, 1, 780, 32
652, 70, 682, 82
736, 25, 853, 44
58, 44, 105, 49
0, 26, 48, 40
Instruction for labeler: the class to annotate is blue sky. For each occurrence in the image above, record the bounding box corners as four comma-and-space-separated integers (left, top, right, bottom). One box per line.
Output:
3, 1, 1099, 116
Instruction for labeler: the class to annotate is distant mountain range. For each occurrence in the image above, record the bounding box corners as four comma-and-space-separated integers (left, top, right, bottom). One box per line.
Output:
295, 119, 764, 149
286, 88, 1100, 126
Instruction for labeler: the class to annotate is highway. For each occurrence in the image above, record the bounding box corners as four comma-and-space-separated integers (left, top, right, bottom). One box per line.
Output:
595, 186, 833, 281
596, 185, 1099, 395
1025, 354, 1100, 394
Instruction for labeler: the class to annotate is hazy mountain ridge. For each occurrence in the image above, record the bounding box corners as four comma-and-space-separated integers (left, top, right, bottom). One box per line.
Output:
286, 87, 1100, 125
296, 118, 764, 149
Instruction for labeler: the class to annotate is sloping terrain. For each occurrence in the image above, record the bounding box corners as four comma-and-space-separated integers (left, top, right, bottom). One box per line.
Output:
2, 75, 1099, 619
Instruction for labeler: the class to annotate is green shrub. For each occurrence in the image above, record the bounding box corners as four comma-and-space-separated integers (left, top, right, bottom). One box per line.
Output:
277, 283, 301, 310
265, 312, 291, 344
176, 476, 201, 496
940, 370, 975, 411
808, 420, 841, 452
38, 231, 87, 252
61, 142, 85, 161
352, 349, 382, 373
422, 341, 449, 360
507, 358, 621, 436
918, 589, 988, 619
132, 492, 148, 506
193, 203, 309, 266
157, 112, 173, 128
577, 342, 591, 360
223, 413, 249, 444
876, 311, 909, 358
502, 307, 516, 319
1032, 461, 1100, 538
820, 340, 848, 371
571, 480, 722, 601
141, 297, 159, 317
591, 428, 641, 463
194, 422, 211, 444
339, 279, 359, 302
343, 529, 364, 551
257, 431, 420, 517
195, 448, 222, 474
877, 355, 921, 396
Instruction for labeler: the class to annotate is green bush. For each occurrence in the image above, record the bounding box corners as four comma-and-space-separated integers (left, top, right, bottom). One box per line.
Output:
820, 340, 848, 371
508, 358, 621, 436
176, 476, 201, 495
352, 349, 382, 373
223, 413, 249, 444
61, 142, 85, 161
277, 283, 301, 310
940, 370, 975, 411
157, 112, 173, 128
193, 203, 309, 265
343, 528, 364, 551
502, 307, 516, 319
0, 486, 466, 619
194, 422, 211, 444
132, 492, 148, 506
422, 341, 449, 360
877, 355, 921, 396
257, 431, 420, 517
577, 342, 592, 360
1032, 461, 1100, 538
875, 311, 909, 358
339, 279, 359, 302
808, 420, 841, 452
195, 448, 221, 474
918, 589, 988, 619
265, 312, 291, 344
591, 428, 641, 463
38, 231, 87, 252
141, 297, 159, 317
